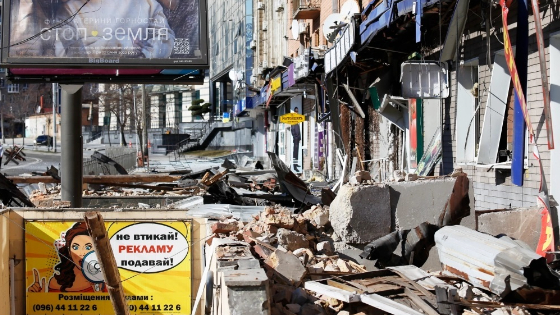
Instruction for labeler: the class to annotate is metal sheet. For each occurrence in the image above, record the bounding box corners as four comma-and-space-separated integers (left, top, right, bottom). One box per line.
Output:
435, 225, 560, 296
401, 61, 450, 99
440, 0, 471, 61
477, 53, 510, 164
388, 266, 449, 291
361, 294, 424, 315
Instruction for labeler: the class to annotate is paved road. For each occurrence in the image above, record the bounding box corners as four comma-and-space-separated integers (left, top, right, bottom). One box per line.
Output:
1, 138, 108, 176
1, 148, 61, 176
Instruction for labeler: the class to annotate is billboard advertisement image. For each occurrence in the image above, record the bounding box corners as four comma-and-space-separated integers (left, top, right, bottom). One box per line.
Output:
25, 220, 192, 315
2, 0, 208, 68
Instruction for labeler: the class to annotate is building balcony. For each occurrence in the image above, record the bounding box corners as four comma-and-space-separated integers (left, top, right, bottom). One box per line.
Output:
292, 0, 321, 20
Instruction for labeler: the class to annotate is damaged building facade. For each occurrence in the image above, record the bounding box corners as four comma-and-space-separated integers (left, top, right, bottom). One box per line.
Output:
249, 0, 560, 217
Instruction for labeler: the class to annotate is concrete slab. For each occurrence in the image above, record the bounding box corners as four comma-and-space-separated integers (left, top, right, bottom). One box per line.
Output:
330, 184, 392, 244
388, 177, 475, 230
477, 207, 543, 250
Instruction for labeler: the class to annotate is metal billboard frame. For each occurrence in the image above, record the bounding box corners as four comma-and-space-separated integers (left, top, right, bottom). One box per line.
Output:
1, 0, 209, 69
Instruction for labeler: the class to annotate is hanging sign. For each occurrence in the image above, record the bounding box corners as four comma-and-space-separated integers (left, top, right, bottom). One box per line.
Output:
279, 113, 305, 125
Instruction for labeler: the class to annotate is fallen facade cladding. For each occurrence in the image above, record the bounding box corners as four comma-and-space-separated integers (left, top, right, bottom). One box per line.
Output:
435, 225, 560, 297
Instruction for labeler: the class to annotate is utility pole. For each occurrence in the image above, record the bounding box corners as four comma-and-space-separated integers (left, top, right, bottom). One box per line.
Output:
84, 211, 130, 315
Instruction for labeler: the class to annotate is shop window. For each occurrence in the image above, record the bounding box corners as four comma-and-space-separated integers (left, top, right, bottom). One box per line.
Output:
455, 59, 479, 163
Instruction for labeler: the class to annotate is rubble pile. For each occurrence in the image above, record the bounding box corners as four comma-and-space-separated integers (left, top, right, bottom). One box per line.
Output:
210, 204, 374, 314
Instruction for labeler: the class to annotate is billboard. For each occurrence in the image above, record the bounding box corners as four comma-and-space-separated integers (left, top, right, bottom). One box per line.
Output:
2, 0, 209, 68
25, 220, 192, 315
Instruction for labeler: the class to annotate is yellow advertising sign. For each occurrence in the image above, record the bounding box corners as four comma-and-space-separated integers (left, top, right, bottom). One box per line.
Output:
279, 112, 305, 125
25, 221, 192, 315
270, 76, 282, 95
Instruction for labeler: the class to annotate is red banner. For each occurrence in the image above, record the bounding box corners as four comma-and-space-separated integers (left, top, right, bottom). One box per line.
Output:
501, 0, 554, 257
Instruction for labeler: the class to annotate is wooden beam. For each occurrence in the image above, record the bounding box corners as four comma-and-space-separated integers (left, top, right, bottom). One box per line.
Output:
84, 212, 129, 315
7, 174, 182, 184
404, 288, 440, 315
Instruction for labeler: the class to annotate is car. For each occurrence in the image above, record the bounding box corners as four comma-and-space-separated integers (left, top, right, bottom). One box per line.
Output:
34, 135, 53, 146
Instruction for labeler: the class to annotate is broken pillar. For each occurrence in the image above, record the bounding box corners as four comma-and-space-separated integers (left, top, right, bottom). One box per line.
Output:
329, 184, 392, 244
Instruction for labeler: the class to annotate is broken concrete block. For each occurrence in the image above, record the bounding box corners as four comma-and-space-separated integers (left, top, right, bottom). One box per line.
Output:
316, 241, 334, 255
253, 244, 273, 260
393, 170, 405, 182
211, 222, 239, 234
303, 206, 330, 227
329, 184, 392, 244
263, 209, 295, 229
242, 230, 261, 244
405, 173, 418, 181
277, 228, 309, 252
477, 207, 542, 251
291, 287, 310, 305
265, 250, 307, 285
355, 170, 372, 181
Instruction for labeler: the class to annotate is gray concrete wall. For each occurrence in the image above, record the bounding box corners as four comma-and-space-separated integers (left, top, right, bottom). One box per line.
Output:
388, 177, 475, 230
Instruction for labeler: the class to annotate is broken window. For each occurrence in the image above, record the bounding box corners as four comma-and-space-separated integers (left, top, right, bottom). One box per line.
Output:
455, 59, 479, 164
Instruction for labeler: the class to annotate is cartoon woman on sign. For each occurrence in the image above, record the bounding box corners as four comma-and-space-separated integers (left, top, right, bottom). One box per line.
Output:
28, 222, 107, 293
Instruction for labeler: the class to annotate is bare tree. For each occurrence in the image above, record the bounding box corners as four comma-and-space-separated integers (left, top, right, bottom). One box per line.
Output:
94, 84, 134, 146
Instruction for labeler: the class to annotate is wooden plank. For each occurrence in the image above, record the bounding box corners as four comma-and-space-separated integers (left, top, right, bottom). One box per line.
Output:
8, 174, 182, 184
360, 293, 424, 315
404, 288, 439, 315
304, 281, 361, 303
326, 279, 363, 294
84, 212, 129, 315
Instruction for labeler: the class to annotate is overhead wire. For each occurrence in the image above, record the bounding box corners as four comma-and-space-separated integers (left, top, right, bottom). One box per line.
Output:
2, 0, 93, 50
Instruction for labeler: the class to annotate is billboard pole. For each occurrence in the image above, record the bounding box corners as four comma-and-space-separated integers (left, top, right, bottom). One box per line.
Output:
142, 84, 149, 169
60, 84, 83, 208
52, 83, 58, 152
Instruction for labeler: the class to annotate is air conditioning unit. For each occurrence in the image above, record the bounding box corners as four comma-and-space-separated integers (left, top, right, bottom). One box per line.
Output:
257, 2, 265, 10
262, 22, 268, 31
318, 45, 328, 50
250, 40, 256, 49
